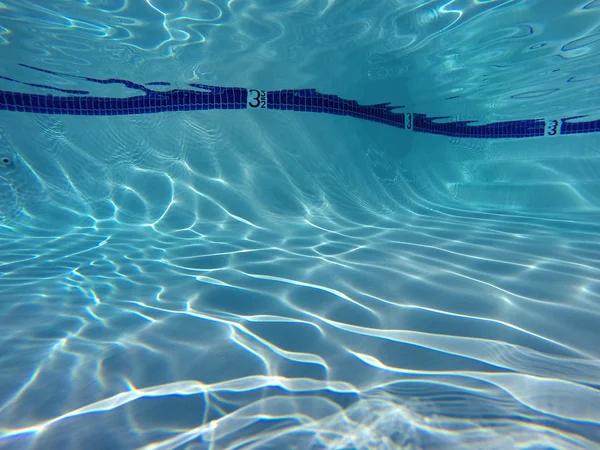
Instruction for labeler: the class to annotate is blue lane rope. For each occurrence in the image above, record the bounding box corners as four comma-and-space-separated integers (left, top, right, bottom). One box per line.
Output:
0, 64, 598, 139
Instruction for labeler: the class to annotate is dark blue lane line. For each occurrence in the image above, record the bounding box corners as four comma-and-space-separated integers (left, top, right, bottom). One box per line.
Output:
0, 65, 598, 139
560, 115, 600, 135
411, 114, 546, 138
0, 74, 88, 95
19, 63, 153, 95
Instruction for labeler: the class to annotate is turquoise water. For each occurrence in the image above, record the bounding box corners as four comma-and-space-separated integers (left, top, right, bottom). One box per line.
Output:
1, 1, 600, 449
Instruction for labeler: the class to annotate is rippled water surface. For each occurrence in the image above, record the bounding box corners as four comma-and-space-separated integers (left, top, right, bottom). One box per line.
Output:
1, 1, 600, 449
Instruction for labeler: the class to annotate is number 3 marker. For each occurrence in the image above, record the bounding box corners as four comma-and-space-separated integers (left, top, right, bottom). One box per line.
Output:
545, 119, 559, 136
248, 89, 267, 109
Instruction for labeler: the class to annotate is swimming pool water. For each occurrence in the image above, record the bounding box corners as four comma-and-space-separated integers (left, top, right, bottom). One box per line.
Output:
0, 1, 599, 449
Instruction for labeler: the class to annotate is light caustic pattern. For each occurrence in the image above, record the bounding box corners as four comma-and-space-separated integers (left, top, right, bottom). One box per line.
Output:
0, 0, 600, 448
0, 108, 599, 450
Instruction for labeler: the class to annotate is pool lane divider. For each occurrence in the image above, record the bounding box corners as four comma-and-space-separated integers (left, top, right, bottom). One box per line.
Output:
0, 64, 598, 139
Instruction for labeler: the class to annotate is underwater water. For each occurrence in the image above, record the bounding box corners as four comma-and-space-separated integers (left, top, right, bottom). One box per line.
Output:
0, 0, 600, 449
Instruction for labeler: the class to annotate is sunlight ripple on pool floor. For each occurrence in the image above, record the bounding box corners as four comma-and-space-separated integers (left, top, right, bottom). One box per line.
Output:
1, 0, 600, 447
0, 110, 599, 449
